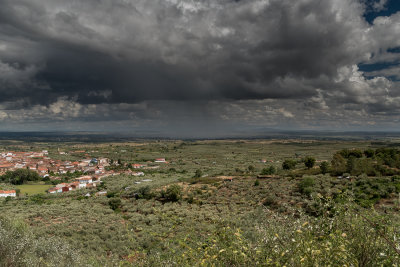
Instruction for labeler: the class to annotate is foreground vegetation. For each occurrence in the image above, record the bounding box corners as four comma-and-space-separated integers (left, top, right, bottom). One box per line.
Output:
1, 139, 400, 265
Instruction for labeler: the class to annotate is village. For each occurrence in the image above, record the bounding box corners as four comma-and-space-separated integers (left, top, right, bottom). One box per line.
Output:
0, 150, 168, 197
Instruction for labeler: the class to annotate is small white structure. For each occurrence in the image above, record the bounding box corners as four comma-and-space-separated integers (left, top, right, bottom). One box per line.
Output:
154, 158, 166, 163
48, 188, 57, 194
0, 190, 16, 197
133, 164, 145, 169
133, 172, 145, 176
76, 176, 93, 189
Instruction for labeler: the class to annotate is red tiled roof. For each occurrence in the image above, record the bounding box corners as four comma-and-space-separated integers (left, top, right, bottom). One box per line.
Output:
0, 190, 16, 194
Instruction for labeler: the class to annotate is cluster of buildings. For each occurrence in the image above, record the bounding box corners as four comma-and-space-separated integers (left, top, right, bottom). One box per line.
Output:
48, 175, 103, 194
0, 150, 109, 177
0, 149, 169, 197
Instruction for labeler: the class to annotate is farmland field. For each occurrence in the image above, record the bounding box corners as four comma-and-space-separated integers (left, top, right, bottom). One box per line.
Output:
16, 183, 53, 195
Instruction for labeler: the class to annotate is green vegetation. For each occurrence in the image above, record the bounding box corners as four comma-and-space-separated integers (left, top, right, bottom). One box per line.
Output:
0, 169, 41, 185
320, 161, 329, 174
304, 156, 316, 169
297, 176, 315, 196
0, 140, 400, 265
282, 159, 297, 170
160, 184, 183, 202
261, 165, 276, 175
0, 216, 83, 266
16, 184, 53, 195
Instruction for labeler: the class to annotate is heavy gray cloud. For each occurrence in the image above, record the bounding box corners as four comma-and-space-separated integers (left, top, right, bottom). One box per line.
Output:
0, 0, 399, 134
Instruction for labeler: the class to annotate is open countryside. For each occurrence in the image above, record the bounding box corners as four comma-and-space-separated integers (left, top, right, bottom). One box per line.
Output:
1, 138, 400, 265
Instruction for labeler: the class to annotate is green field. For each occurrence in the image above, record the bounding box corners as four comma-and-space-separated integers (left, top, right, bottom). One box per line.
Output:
16, 184, 53, 195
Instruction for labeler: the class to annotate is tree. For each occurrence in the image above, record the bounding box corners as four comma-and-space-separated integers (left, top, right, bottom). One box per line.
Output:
261, 166, 276, 175
304, 156, 316, 169
364, 149, 375, 158
282, 159, 297, 170
320, 161, 329, 174
108, 198, 122, 211
331, 153, 346, 175
161, 184, 182, 202
0, 169, 41, 185
135, 186, 153, 200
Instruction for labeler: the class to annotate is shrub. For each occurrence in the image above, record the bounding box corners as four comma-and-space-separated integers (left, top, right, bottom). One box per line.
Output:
194, 169, 203, 178
106, 191, 117, 198
254, 179, 260, 186
320, 161, 329, 174
297, 177, 315, 196
304, 156, 316, 169
135, 186, 154, 200
263, 196, 278, 209
261, 166, 276, 175
282, 159, 297, 170
108, 198, 122, 211
161, 184, 182, 202
28, 194, 46, 205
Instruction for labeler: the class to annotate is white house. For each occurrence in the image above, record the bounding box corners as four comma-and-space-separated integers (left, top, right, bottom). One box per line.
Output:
76, 176, 93, 189
133, 164, 146, 169
154, 158, 166, 163
0, 190, 16, 197
48, 188, 57, 194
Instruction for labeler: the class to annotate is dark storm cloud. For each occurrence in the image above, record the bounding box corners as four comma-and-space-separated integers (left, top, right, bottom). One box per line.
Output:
0, 0, 371, 104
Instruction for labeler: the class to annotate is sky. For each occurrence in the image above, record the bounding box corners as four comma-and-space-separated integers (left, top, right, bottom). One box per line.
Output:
0, 0, 400, 137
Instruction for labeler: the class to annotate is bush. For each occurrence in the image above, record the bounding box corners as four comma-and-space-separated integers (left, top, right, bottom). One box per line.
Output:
28, 194, 46, 205
261, 166, 276, 175
263, 196, 278, 209
108, 198, 122, 211
135, 186, 154, 200
161, 184, 182, 202
282, 159, 297, 170
304, 156, 316, 169
297, 177, 315, 196
193, 169, 203, 178
320, 161, 329, 174
106, 191, 117, 198
254, 179, 260, 186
